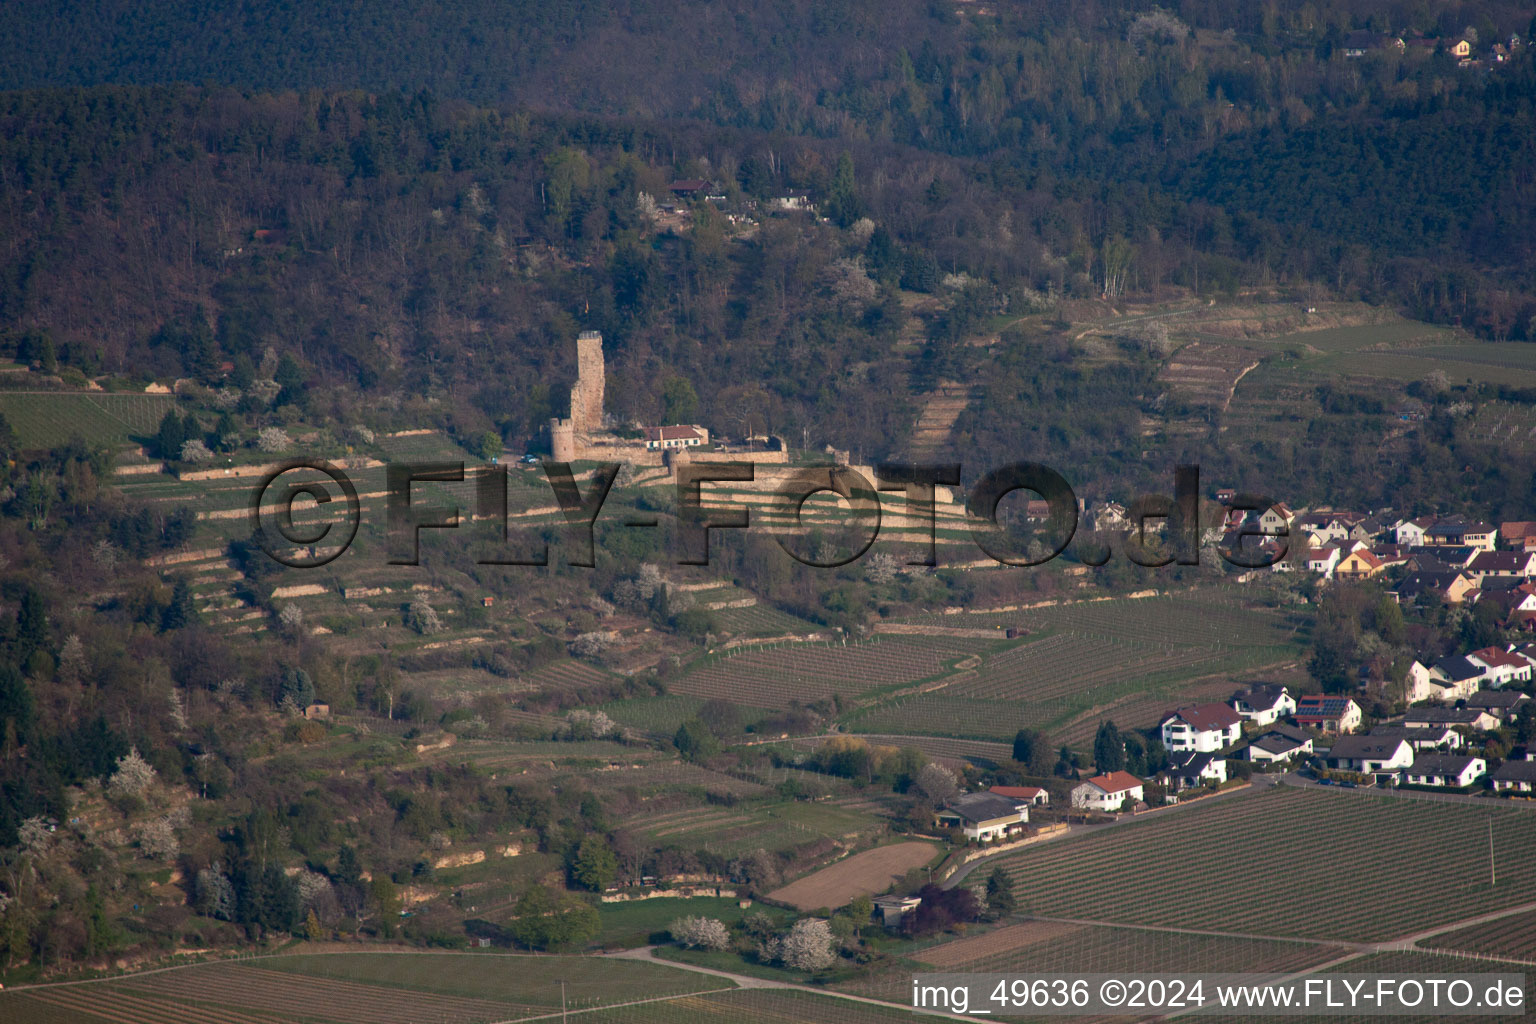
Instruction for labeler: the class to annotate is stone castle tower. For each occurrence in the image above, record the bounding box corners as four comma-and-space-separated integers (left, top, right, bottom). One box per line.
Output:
550, 330, 605, 461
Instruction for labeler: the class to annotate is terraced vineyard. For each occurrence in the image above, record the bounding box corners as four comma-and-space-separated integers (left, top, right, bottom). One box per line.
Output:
668, 638, 956, 707
622, 796, 883, 856
0, 391, 177, 448
984, 786, 1536, 942
845, 596, 1302, 741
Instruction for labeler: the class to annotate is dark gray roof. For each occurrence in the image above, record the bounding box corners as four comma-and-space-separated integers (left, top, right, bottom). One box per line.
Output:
1230, 684, 1289, 712
1467, 690, 1530, 710
941, 792, 1026, 824
1403, 707, 1491, 726
1328, 735, 1410, 760
1493, 760, 1536, 782
1405, 754, 1483, 777
1168, 751, 1222, 774
1434, 655, 1485, 682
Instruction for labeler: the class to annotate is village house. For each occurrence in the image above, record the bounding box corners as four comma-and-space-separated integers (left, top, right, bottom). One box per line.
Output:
1401, 753, 1487, 789
1294, 695, 1362, 734
1392, 570, 1478, 605
1475, 581, 1536, 629
1425, 518, 1497, 550
1091, 501, 1129, 531
642, 424, 709, 451
1244, 724, 1313, 763
1427, 655, 1490, 699
1467, 550, 1536, 581
1465, 689, 1532, 721
1069, 771, 1145, 812
1467, 647, 1533, 687
1394, 515, 1437, 547
1160, 702, 1243, 753
1325, 735, 1413, 774
1366, 725, 1463, 752
1401, 659, 1437, 703
988, 785, 1050, 806
1257, 503, 1295, 533
1164, 751, 1228, 791
1305, 542, 1342, 577
1408, 546, 1479, 570
1491, 759, 1536, 794
1500, 522, 1536, 552
1335, 547, 1386, 579
934, 792, 1030, 842
1229, 684, 1296, 726
1400, 707, 1501, 732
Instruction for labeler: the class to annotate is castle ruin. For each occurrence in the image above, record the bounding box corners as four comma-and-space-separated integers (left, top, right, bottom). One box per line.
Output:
548, 328, 788, 471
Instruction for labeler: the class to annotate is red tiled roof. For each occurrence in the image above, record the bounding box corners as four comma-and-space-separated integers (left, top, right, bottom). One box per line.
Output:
1471, 647, 1527, 670
1085, 771, 1143, 794
1160, 702, 1241, 731
989, 785, 1046, 800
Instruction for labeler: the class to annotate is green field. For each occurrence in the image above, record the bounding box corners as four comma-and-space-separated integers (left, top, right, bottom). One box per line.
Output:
595, 895, 792, 947
984, 786, 1536, 942
0, 391, 178, 448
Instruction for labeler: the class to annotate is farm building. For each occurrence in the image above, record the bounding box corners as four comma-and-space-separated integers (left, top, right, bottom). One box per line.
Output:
1228, 684, 1295, 725
1070, 771, 1145, 812
1159, 702, 1242, 753
1400, 754, 1487, 789
1294, 695, 1362, 734
935, 792, 1029, 842
872, 894, 922, 928
1244, 724, 1313, 763
989, 785, 1049, 806
1491, 759, 1536, 794
1325, 735, 1412, 774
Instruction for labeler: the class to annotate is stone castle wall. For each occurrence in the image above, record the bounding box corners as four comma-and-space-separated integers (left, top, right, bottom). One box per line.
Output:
569, 330, 605, 434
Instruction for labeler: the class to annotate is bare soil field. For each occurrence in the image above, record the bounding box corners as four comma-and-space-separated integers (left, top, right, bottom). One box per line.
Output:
916, 920, 1084, 967
766, 841, 937, 910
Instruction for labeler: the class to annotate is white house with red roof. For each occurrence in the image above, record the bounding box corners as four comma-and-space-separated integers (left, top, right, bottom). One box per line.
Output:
1467, 647, 1533, 687
1069, 771, 1145, 812
1160, 702, 1243, 753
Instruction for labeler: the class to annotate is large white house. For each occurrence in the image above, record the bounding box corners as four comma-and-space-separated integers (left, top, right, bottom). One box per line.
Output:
1229, 684, 1296, 726
1070, 771, 1145, 812
1160, 702, 1243, 753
